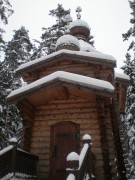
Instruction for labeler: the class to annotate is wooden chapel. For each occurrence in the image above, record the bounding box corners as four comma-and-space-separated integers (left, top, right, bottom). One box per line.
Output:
7, 15, 130, 180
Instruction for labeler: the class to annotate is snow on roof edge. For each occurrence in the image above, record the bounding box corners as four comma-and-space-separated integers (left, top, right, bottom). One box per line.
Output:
7, 71, 114, 102
115, 71, 130, 82
16, 49, 116, 73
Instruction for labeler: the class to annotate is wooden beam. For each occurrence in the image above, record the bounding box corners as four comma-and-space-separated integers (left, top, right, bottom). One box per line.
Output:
19, 99, 35, 151
110, 94, 127, 180
96, 95, 112, 180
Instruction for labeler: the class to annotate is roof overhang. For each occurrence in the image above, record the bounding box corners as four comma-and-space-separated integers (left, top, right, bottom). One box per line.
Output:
16, 49, 116, 76
7, 71, 114, 105
115, 71, 130, 85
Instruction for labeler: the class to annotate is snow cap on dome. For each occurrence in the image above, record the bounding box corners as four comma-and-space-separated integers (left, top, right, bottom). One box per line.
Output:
70, 19, 90, 30
55, 34, 80, 51
69, 19, 90, 41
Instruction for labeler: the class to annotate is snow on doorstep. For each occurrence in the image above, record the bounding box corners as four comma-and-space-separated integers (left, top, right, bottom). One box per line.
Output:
56, 35, 80, 49
67, 152, 79, 161
16, 49, 116, 73
115, 71, 130, 81
69, 19, 90, 30
0, 145, 13, 155
7, 71, 114, 100
79, 143, 89, 168
66, 173, 75, 180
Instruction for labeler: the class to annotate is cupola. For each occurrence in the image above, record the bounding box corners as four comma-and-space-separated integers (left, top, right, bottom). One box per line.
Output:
55, 34, 80, 51
69, 6, 90, 41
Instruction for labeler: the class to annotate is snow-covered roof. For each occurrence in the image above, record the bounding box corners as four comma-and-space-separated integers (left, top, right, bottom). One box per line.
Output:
7, 71, 114, 103
16, 49, 116, 75
115, 71, 130, 84
79, 39, 100, 53
69, 19, 90, 30
55, 34, 80, 50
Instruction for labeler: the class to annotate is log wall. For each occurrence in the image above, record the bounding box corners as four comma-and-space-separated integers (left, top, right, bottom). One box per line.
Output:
23, 60, 114, 85
29, 95, 117, 180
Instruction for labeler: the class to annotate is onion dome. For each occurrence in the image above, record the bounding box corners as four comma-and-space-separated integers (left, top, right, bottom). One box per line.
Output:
55, 34, 80, 51
69, 19, 90, 41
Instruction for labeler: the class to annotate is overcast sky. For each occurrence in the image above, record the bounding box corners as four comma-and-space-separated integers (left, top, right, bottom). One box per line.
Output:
3, 0, 131, 72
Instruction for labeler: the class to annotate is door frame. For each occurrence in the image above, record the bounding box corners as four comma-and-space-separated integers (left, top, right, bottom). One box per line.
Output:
50, 121, 80, 179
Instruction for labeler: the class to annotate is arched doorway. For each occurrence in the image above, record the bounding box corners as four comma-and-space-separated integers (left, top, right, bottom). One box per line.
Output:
50, 121, 80, 180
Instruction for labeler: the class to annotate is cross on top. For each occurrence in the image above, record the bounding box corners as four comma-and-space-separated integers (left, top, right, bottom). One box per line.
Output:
76, 6, 82, 19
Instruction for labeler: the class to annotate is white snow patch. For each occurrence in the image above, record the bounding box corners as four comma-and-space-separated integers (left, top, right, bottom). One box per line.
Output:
79, 143, 89, 168
69, 19, 90, 30
0, 145, 13, 155
66, 173, 75, 180
79, 39, 100, 53
1, 173, 13, 180
56, 35, 80, 49
83, 134, 91, 140
115, 72, 130, 81
10, 137, 17, 143
1, 172, 37, 180
7, 71, 114, 100
0, 105, 3, 112
67, 152, 79, 161
16, 49, 116, 73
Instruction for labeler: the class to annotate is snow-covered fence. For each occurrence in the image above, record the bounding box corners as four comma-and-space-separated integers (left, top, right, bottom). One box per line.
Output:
66, 134, 95, 180
0, 138, 39, 180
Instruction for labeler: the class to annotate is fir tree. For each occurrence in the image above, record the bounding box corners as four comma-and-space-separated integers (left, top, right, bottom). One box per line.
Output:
4, 26, 33, 70
0, 61, 22, 149
32, 4, 71, 58
121, 0, 135, 176
0, 26, 33, 149
32, 4, 95, 59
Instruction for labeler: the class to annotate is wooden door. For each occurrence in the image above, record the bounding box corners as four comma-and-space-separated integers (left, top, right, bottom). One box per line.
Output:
51, 121, 80, 180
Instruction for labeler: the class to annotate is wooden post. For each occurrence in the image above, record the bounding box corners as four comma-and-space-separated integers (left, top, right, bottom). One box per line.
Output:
96, 95, 112, 180
10, 138, 17, 177
110, 97, 127, 180
83, 134, 95, 179
66, 152, 79, 180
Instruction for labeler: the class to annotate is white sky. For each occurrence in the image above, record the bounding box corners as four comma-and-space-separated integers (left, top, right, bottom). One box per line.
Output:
3, 0, 131, 72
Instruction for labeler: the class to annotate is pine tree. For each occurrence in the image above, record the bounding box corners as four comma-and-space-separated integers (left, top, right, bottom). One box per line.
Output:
32, 4, 95, 59
32, 4, 71, 59
0, 0, 14, 51
121, 0, 135, 177
0, 26, 33, 149
0, 61, 22, 149
4, 26, 33, 70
